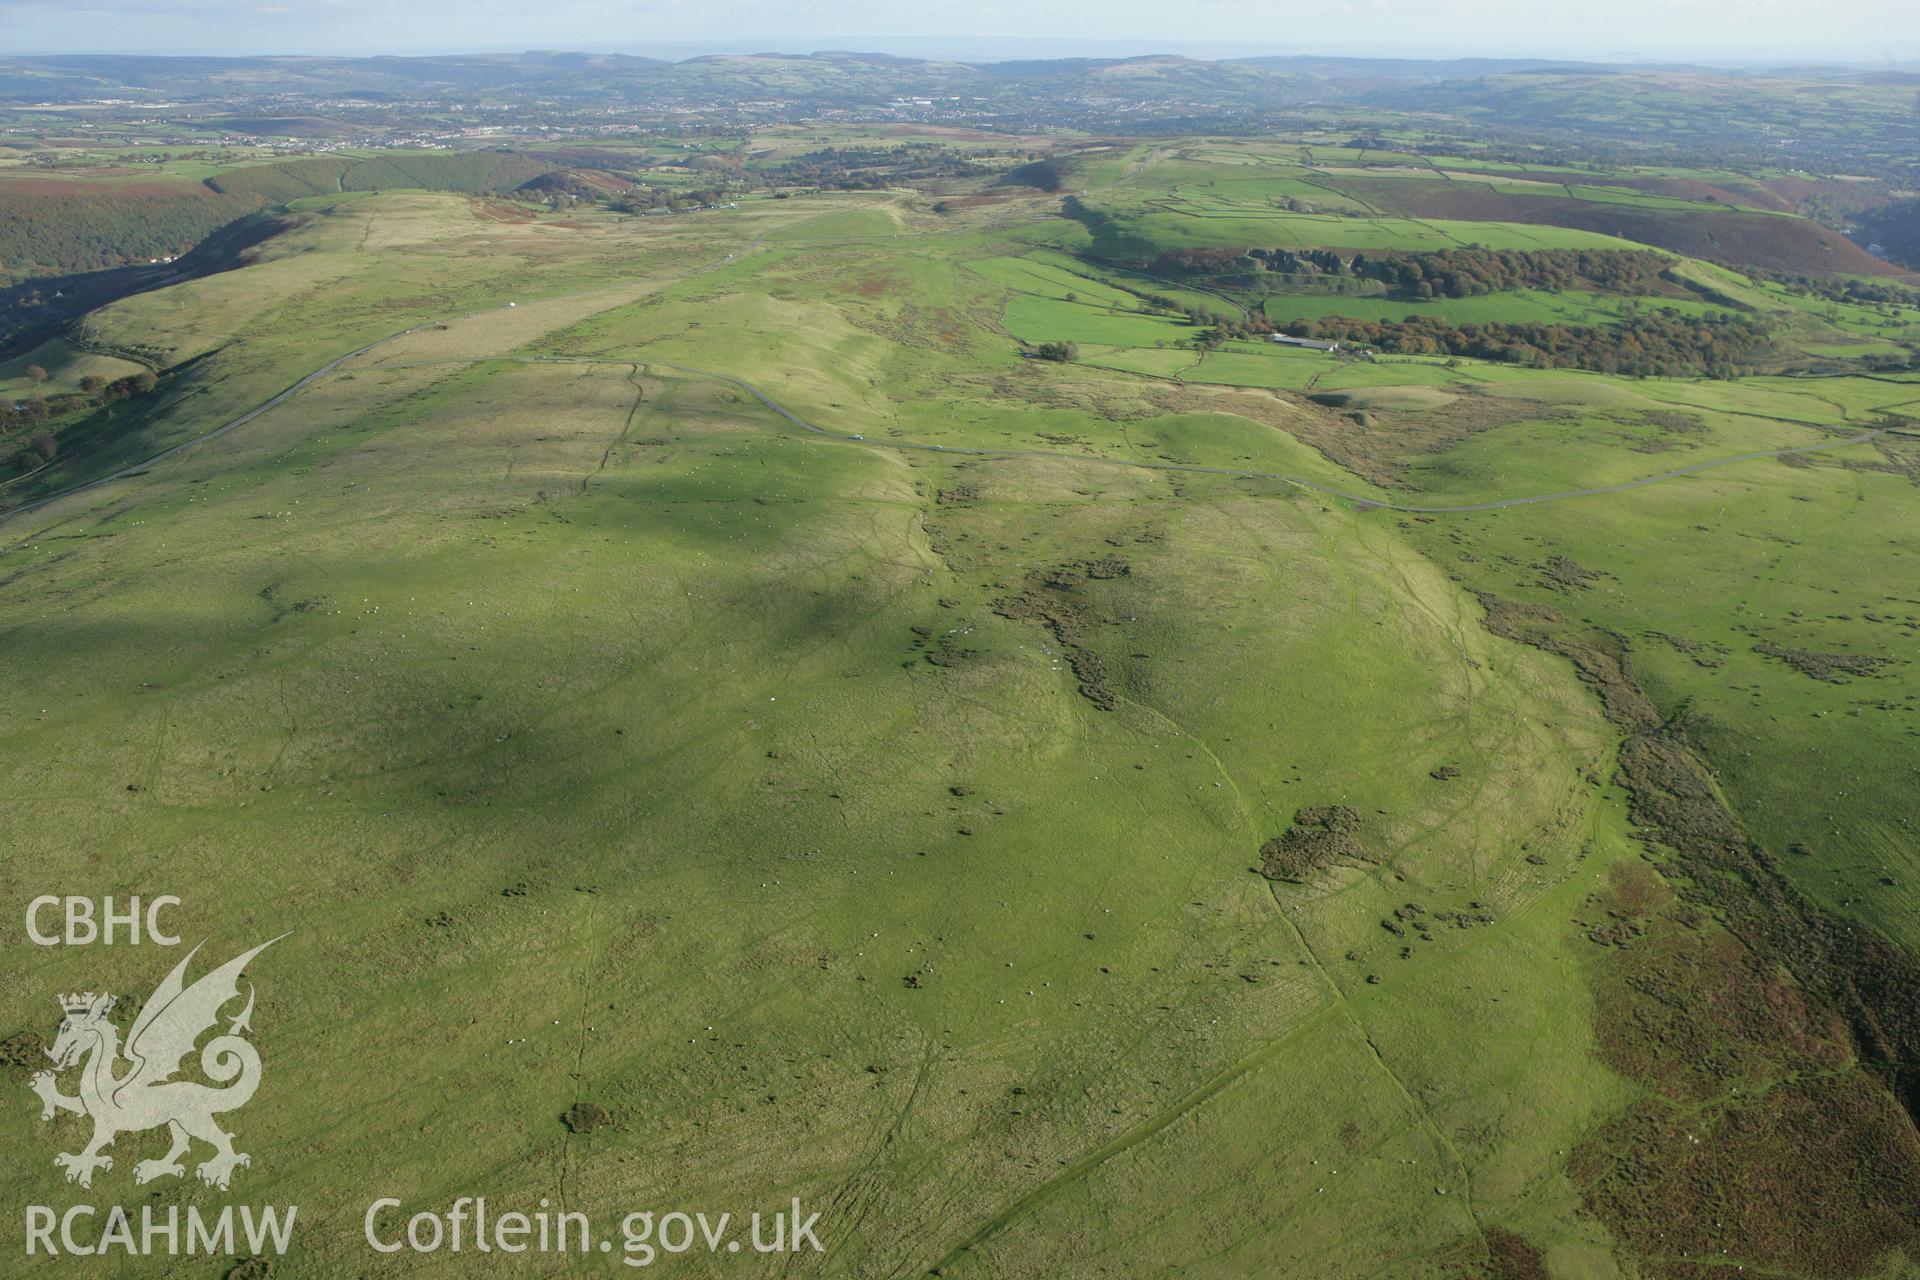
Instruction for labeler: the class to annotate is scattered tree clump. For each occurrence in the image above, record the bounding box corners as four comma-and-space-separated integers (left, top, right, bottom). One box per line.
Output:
759, 144, 992, 192
1258, 805, 1365, 882
5, 367, 161, 472
1154, 246, 1676, 299
608, 185, 732, 214
1753, 642, 1894, 682
1540, 554, 1604, 591
924, 642, 978, 668
995, 589, 1114, 710
1760, 267, 1920, 308
1278, 310, 1769, 378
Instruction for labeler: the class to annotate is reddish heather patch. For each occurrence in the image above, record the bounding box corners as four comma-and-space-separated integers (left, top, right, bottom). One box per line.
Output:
1615, 175, 1793, 211
1338, 178, 1916, 279
0, 177, 208, 198
1484, 1229, 1550, 1280
472, 200, 534, 224
934, 194, 1012, 209
1471, 595, 1920, 1275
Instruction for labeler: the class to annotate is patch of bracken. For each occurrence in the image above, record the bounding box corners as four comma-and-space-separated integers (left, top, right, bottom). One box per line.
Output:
1754, 642, 1893, 681
1258, 805, 1365, 882
0, 1029, 48, 1074
1474, 591, 1920, 1277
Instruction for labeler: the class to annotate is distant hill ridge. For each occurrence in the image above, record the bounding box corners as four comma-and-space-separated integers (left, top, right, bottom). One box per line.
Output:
0, 48, 1901, 103
0, 150, 567, 293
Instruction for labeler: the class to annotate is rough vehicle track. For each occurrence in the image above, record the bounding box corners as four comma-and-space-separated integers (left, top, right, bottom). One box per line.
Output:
0, 327, 420, 526
4, 291, 1897, 535
654, 362, 1894, 514
0, 237, 767, 536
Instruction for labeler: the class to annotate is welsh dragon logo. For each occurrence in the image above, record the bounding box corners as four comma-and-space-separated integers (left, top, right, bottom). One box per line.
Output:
29, 936, 285, 1190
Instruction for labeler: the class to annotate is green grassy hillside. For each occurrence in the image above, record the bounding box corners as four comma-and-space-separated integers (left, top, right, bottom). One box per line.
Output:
3, 154, 1918, 1278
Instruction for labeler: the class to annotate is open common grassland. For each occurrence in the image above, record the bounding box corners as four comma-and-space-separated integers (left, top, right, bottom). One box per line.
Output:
2, 137, 1919, 1277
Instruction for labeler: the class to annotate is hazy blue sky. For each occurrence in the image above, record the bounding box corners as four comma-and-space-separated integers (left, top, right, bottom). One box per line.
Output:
4, 0, 1916, 62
